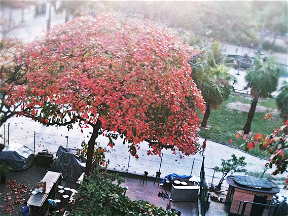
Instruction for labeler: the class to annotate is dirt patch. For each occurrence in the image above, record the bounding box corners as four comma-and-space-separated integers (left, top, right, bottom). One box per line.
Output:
227, 102, 280, 114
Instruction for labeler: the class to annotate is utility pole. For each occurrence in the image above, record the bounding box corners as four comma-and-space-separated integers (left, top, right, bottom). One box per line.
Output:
46, 1, 51, 31
8, 123, 10, 145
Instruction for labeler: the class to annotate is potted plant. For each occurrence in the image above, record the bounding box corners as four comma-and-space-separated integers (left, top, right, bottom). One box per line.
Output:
0, 163, 11, 183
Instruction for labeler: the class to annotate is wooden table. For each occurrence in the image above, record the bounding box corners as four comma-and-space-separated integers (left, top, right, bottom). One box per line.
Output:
28, 171, 62, 215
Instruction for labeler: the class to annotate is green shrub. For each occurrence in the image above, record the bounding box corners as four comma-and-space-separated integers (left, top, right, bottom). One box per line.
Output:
70, 168, 175, 216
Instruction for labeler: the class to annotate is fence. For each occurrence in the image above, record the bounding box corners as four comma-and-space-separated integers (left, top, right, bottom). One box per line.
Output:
233, 200, 288, 216
0, 121, 225, 182
0, 123, 89, 155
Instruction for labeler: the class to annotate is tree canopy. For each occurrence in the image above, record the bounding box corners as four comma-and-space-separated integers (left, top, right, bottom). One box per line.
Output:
3, 14, 205, 174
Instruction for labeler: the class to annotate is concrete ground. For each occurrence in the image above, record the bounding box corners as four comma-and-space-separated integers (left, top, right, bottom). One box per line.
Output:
120, 174, 199, 216
0, 164, 226, 216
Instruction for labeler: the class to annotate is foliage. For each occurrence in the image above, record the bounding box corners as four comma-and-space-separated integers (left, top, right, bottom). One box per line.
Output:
262, 2, 287, 51
70, 168, 175, 216
0, 163, 11, 176
214, 154, 247, 189
190, 42, 235, 127
262, 41, 287, 54
243, 55, 280, 134
245, 55, 280, 99
276, 81, 288, 121
236, 120, 287, 175
0, 1, 35, 9
235, 119, 288, 188
0, 38, 28, 126
2, 14, 205, 174
199, 93, 283, 158
112, 1, 258, 45
80, 141, 108, 168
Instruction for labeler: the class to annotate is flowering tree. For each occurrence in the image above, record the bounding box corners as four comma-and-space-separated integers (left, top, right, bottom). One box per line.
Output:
3, 14, 205, 174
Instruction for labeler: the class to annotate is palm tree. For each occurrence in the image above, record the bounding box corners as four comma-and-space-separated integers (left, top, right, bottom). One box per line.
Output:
190, 42, 236, 128
243, 55, 280, 134
200, 64, 235, 127
276, 81, 288, 121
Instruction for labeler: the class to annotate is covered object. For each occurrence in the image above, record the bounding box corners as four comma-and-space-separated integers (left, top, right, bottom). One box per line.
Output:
0, 143, 34, 170
226, 175, 280, 216
51, 146, 85, 181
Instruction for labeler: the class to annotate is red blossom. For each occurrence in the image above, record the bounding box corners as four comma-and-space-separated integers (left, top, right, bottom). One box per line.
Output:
248, 141, 253, 149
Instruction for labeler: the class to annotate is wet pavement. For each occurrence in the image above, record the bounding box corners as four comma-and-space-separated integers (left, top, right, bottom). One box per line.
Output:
0, 164, 225, 216
120, 174, 199, 216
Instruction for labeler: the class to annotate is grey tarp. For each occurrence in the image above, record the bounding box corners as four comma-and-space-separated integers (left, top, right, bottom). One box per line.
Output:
51, 146, 85, 181
0, 143, 34, 170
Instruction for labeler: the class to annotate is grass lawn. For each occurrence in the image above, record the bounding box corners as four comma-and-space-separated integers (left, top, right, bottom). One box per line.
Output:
198, 93, 284, 159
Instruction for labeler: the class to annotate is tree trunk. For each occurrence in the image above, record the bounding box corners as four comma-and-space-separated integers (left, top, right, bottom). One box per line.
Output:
65, 9, 69, 23
85, 120, 101, 176
201, 104, 212, 128
271, 33, 278, 53
21, 8, 24, 23
46, 3, 51, 31
257, 1, 270, 54
243, 97, 258, 134
9, 9, 12, 25
35, 4, 39, 18
217, 173, 227, 189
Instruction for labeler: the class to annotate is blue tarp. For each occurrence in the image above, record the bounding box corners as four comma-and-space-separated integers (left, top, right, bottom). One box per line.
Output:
161, 173, 192, 184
